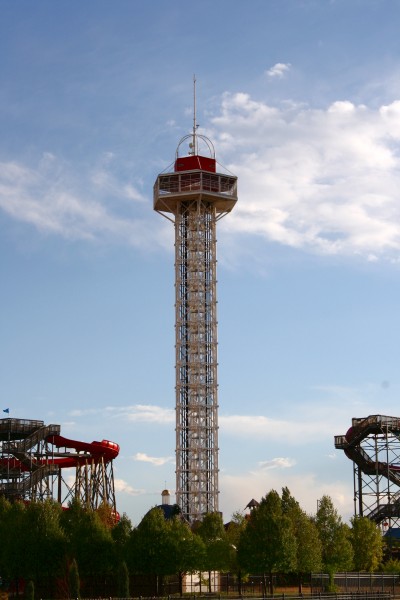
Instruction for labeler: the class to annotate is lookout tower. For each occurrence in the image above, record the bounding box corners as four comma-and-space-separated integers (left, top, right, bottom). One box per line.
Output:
153, 80, 237, 523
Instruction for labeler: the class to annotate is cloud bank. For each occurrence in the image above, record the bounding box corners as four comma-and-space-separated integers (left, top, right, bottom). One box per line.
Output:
211, 94, 400, 261
69, 401, 352, 444
0, 153, 157, 248
3, 93, 400, 261
219, 413, 338, 444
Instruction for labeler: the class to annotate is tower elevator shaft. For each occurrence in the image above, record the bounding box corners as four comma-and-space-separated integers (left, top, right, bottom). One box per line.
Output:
176, 200, 218, 521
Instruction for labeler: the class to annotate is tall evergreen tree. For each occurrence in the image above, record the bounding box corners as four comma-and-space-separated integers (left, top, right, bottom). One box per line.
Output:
69, 558, 80, 600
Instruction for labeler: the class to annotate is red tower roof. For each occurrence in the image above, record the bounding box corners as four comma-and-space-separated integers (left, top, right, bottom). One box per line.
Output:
174, 154, 216, 173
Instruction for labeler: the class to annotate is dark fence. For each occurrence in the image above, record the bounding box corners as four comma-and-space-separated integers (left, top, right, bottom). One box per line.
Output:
128, 573, 400, 598
312, 573, 400, 595
81, 594, 394, 600
37, 572, 400, 599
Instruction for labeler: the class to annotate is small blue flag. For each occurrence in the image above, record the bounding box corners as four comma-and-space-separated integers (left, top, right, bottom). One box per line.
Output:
3, 408, 9, 414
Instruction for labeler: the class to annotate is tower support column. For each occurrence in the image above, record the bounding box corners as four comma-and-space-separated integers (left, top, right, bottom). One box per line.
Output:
175, 199, 218, 522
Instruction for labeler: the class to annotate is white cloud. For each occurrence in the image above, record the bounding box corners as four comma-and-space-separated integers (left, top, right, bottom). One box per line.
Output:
266, 63, 291, 78
114, 478, 145, 495
125, 404, 174, 424
69, 408, 99, 417
90, 166, 146, 203
211, 93, 400, 260
258, 457, 296, 469
0, 155, 156, 248
133, 452, 173, 466
69, 403, 174, 424
219, 413, 335, 443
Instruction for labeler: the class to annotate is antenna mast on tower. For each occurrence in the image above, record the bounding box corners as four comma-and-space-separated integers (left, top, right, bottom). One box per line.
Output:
190, 75, 199, 156
192, 75, 197, 155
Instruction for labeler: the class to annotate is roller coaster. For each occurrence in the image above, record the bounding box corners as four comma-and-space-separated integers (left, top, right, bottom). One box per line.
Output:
335, 415, 400, 528
0, 418, 119, 515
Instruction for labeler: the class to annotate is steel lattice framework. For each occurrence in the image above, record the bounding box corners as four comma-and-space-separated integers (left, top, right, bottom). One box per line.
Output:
176, 201, 218, 521
154, 130, 237, 522
74, 456, 116, 510
335, 415, 400, 529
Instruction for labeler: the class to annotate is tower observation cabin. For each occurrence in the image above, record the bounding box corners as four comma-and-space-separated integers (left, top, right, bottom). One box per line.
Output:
153, 91, 237, 523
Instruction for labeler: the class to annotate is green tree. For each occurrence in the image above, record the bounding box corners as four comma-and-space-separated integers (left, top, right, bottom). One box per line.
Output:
0, 500, 28, 593
225, 511, 248, 595
195, 512, 231, 591
350, 516, 383, 571
24, 500, 66, 598
382, 558, 400, 573
238, 490, 297, 595
96, 502, 118, 530
68, 558, 80, 600
127, 507, 172, 594
116, 561, 130, 598
112, 513, 133, 566
315, 495, 353, 581
281, 487, 322, 592
167, 516, 206, 595
25, 579, 34, 600
61, 499, 114, 597
0, 497, 13, 580
128, 508, 168, 575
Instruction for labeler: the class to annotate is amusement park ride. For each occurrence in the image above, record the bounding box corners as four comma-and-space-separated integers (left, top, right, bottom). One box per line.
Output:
154, 77, 237, 523
335, 415, 400, 530
0, 417, 119, 514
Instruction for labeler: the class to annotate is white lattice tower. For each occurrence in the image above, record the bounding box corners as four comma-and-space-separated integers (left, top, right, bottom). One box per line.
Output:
153, 89, 237, 522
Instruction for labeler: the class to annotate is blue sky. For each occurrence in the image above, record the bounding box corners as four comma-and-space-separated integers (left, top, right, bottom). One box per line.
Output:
2, 0, 400, 524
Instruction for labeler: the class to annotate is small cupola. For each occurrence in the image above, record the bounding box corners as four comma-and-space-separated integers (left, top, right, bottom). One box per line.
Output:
161, 489, 171, 505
